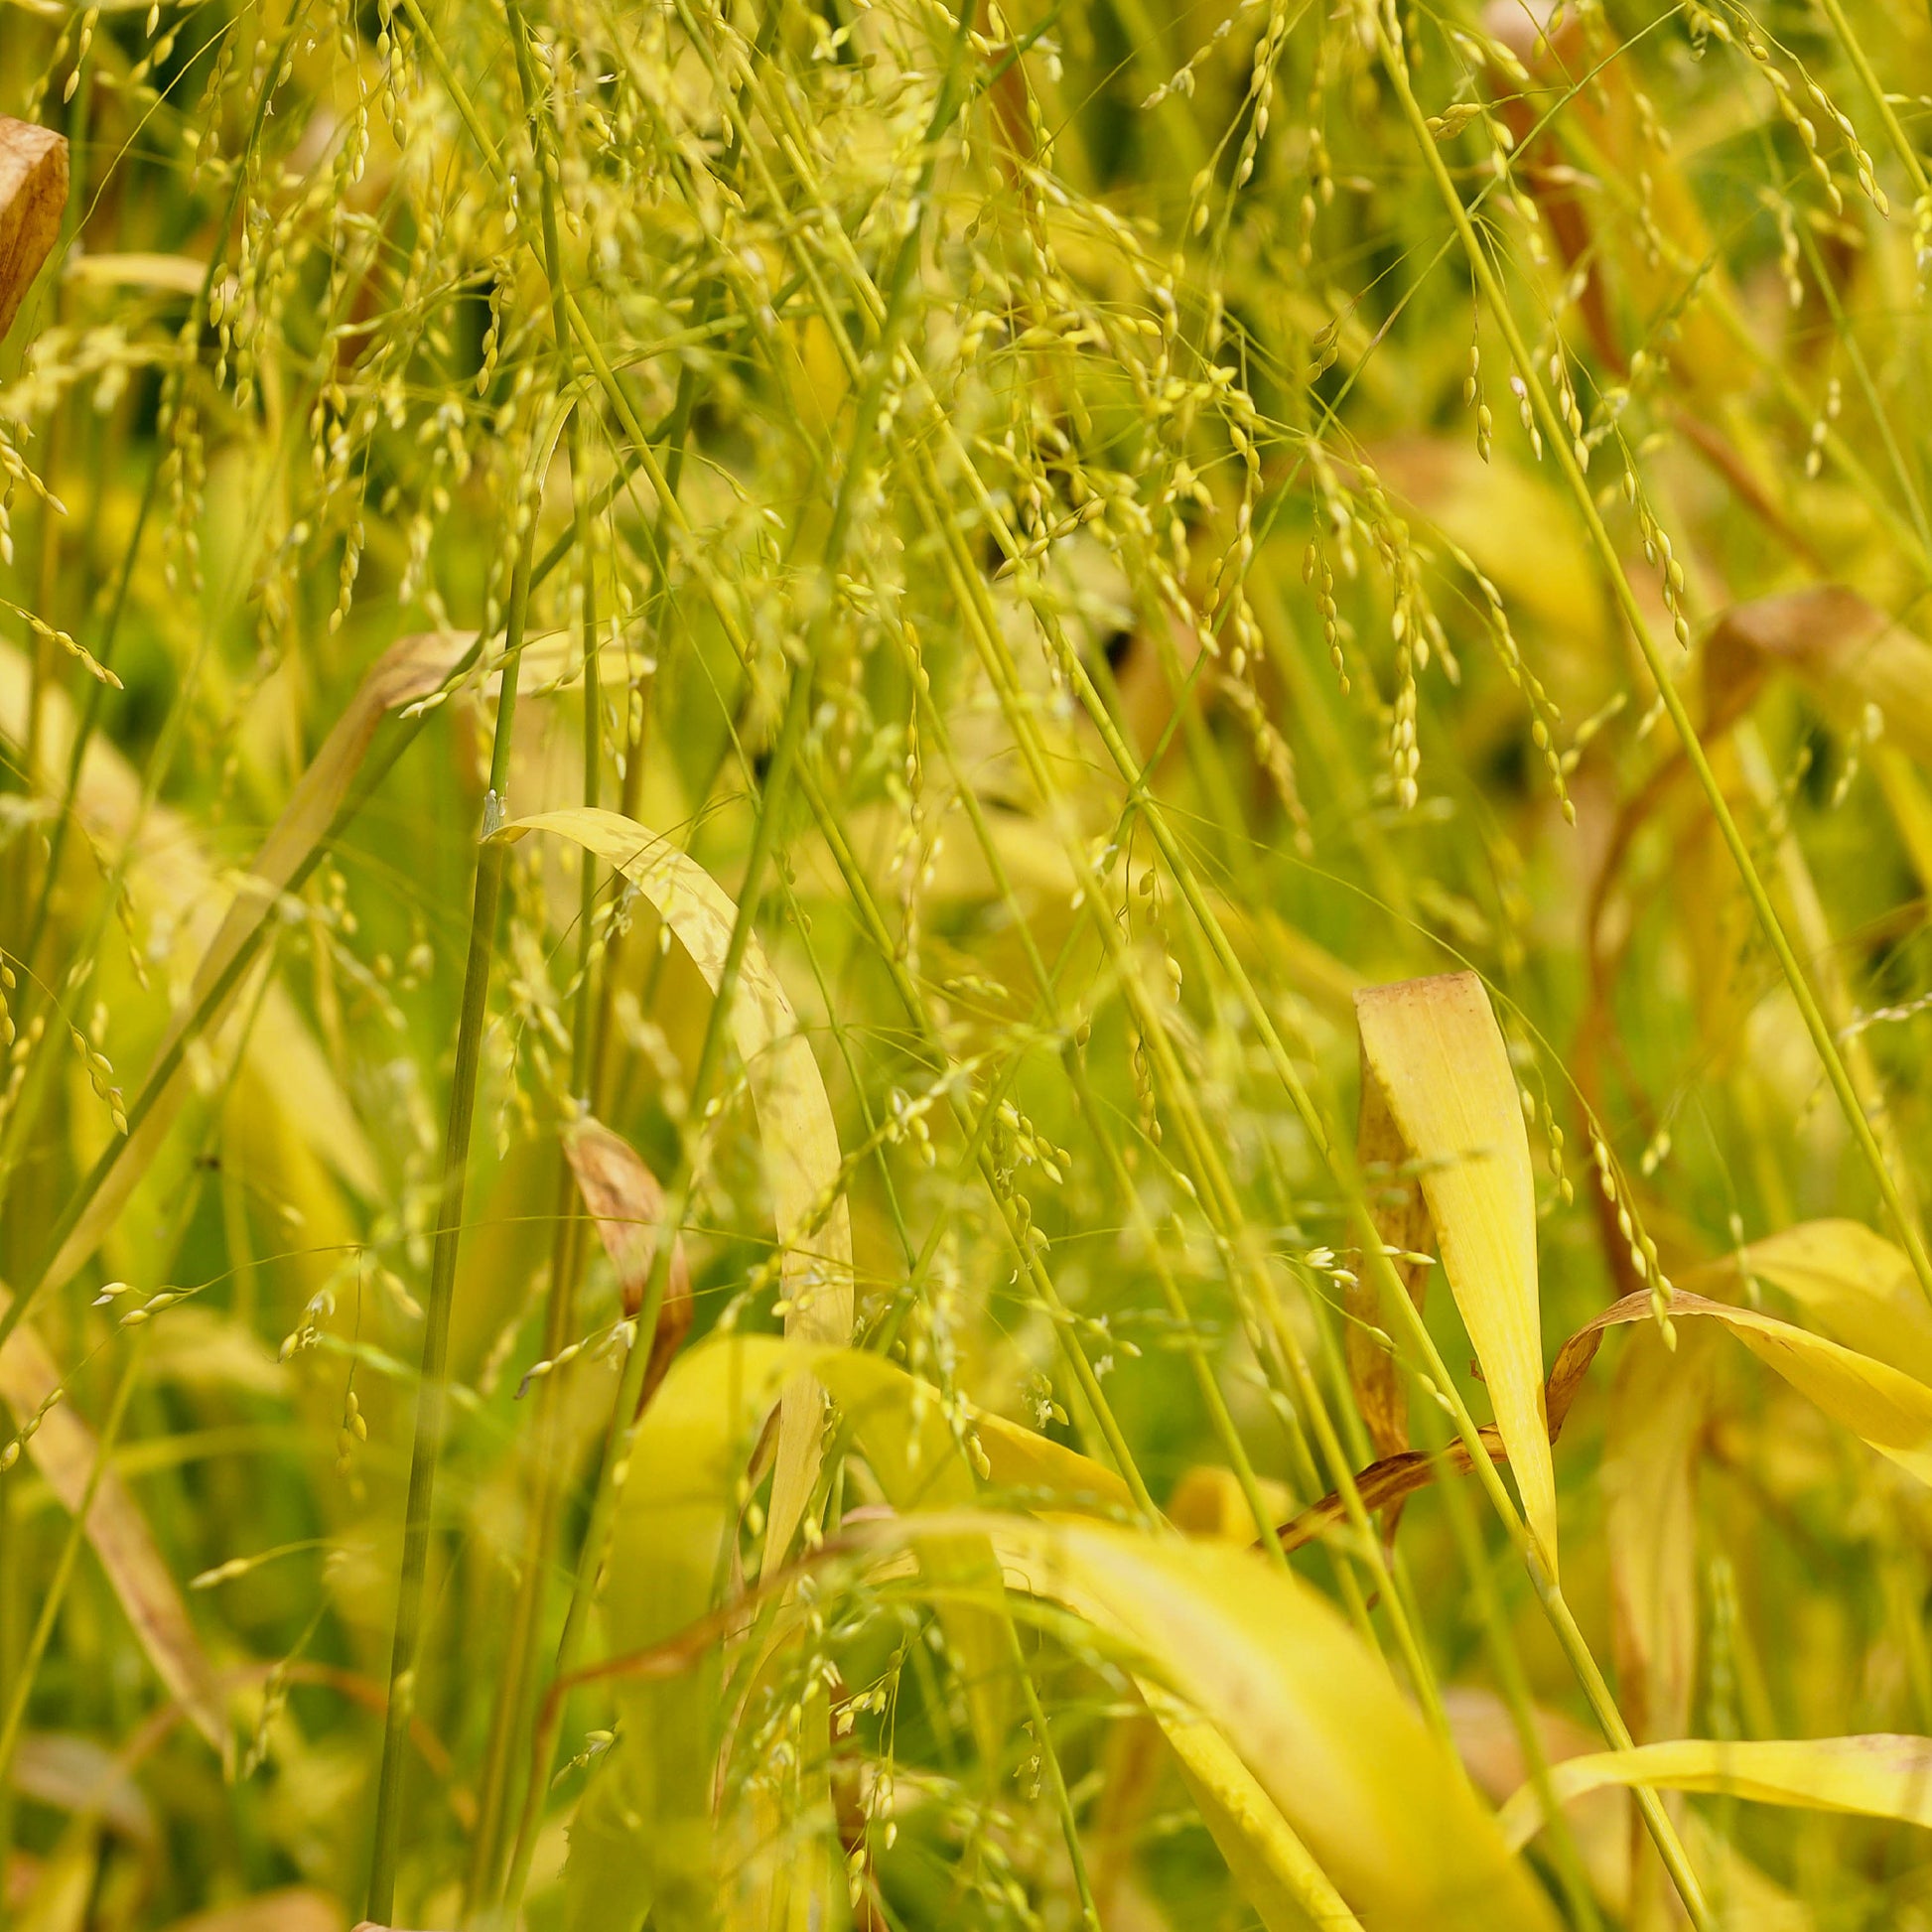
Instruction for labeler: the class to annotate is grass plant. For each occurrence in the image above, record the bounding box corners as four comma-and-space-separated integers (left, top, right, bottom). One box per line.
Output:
5, 2, 1932, 1929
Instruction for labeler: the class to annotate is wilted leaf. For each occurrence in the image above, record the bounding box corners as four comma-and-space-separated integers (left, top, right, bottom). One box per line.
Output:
1579, 1289, 1932, 1487
1707, 587, 1932, 767
1354, 973, 1556, 1573
0, 116, 66, 345
1709, 1219, 1932, 1386
498, 807, 853, 1571
563, 1115, 693, 1402
0, 1284, 224, 1755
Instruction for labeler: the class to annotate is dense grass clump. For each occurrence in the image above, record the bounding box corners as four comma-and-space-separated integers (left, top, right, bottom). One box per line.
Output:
4, 1, 1932, 1928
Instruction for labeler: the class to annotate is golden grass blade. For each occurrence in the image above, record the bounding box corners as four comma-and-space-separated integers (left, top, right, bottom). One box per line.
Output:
962, 1515, 1562, 1932
1354, 973, 1557, 1573
0, 116, 66, 345
1500, 1734, 1932, 1853
0, 1286, 224, 1755
35, 629, 471, 1301
1163, 1720, 1361, 1932
562, 1116, 693, 1403
499, 808, 854, 1569
1580, 1289, 1932, 1485
1716, 1219, 1932, 1385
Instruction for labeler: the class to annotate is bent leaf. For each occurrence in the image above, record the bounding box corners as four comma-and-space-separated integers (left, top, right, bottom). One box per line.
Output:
498, 807, 854, 1571
0, 1284, 224, 1755
1576, 1289, 1932, 1487
1355, 973, 1556, 1573
1501, 1734, 1932, 1853
1713, 1220, 1932, 1386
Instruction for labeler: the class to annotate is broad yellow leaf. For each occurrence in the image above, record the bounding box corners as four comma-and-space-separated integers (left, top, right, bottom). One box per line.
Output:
1578, 1289, 1932, 1486
499, 807, 854, 1571
1163, 1720, 1360, 1932
1355, 973, 1557, 1573
1501, 1734, 1932, 1852
954, 1514, 1561, 1932
1715, 1219, 1932, 1385
582, 1338, 1394, 1932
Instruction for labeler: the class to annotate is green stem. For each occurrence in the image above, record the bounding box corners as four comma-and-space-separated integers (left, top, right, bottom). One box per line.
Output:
460, 5, 598, 1898
497, 655, 816, 1916
364, 447, 546, 1926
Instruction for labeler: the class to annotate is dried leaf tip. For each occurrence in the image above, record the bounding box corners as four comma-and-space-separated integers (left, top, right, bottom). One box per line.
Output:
0, 116, 69, 346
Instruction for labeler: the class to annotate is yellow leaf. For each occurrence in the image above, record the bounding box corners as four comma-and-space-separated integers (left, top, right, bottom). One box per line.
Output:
1579, 1289, 1932, 1486
1500, 1734, 1932, 1853
1719, 1219, 1932, 1386
497, 809, 854, 1573
1355, 973, 1556, 1573
1164, 1720, 1360, 1932
959, 1514, 1561, 1932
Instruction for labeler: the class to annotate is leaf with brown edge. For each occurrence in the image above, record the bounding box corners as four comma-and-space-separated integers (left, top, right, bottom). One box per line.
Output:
1274, 1301, 1613, 1556
563, 1115, 693, 1405
0, 116, 67, 345
1349, 1054, 1435, 1468
1354, 972, 1557, 1574
0, 1283, 225, 1759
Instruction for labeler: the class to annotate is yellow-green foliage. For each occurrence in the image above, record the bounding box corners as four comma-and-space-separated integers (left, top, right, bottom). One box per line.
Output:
2, 2, 1932, 1929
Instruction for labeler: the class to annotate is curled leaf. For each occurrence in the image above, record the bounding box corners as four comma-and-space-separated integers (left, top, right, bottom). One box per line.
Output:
563, 1115, 693, 1404
0, 115, 66, 344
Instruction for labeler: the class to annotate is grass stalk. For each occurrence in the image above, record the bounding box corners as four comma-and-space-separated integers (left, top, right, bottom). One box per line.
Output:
363, 431, 549, 1925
